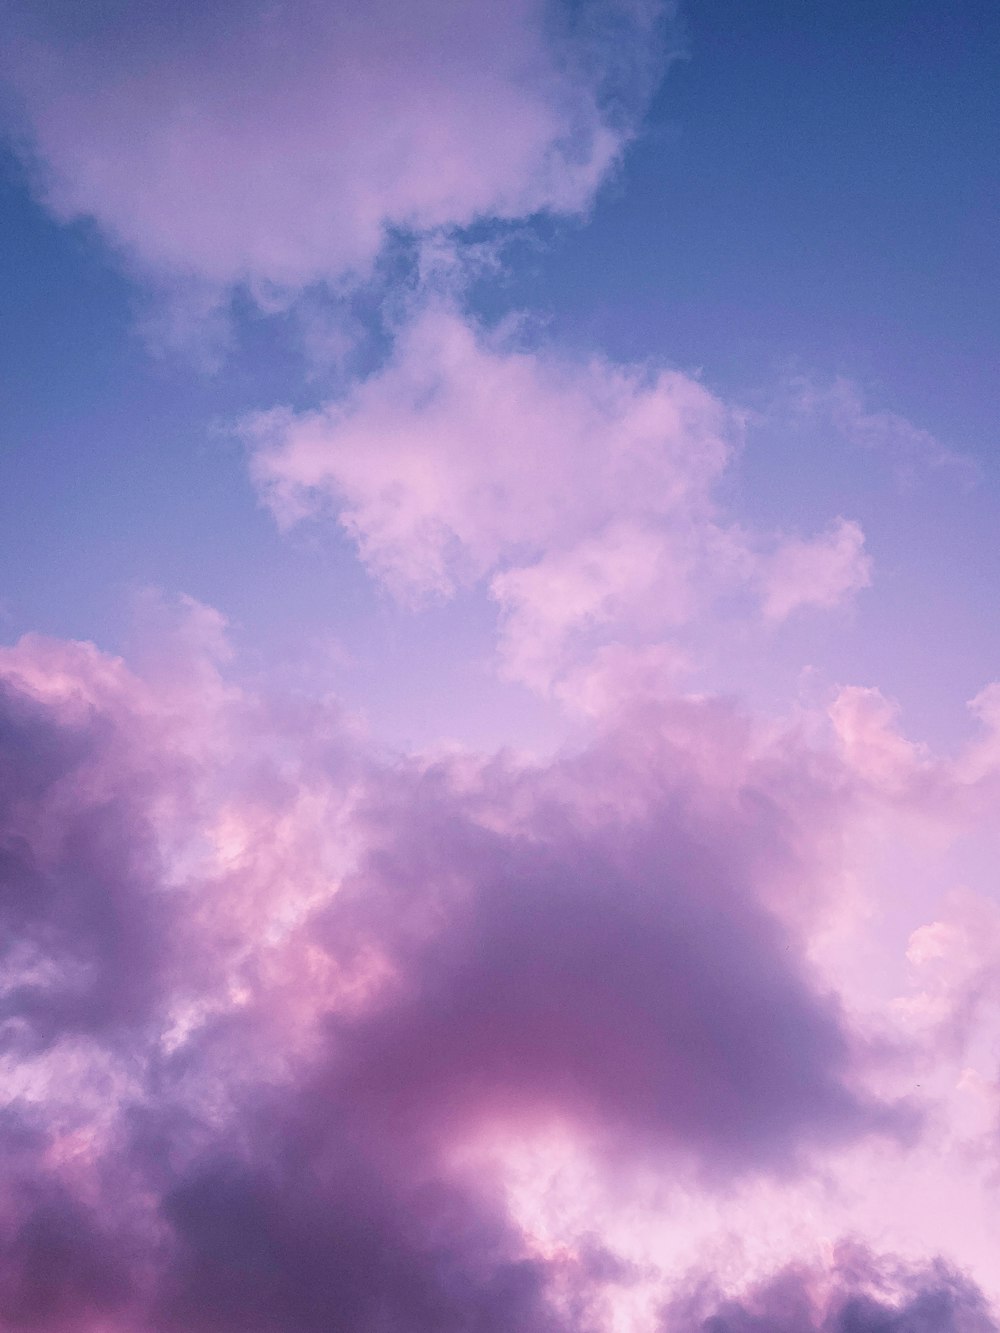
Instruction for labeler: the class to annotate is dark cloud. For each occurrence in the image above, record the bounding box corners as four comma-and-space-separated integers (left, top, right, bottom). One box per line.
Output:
0, 680, 171, 1049
321, 732, 901, 1175
0, 1183, 133, 1330
665, 1246, 997, 1333
152, 1139, 568, 1333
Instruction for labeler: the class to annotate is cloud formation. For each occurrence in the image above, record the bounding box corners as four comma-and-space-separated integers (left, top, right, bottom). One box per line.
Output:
760, 517, 871, 621
0, 645, 171, 1050
667, 1244, 997, 1333
0, 623, 929, 1330
1, 2, 996, 1325
248, 304, 873, 691
0, 0, 666, 293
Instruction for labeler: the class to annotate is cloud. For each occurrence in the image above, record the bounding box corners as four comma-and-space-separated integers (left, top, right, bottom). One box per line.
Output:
759, 517, 872, 621
151, 1134, 569, 1333
828, 681, 1000, 818
787, 378, 980, 489
249, 305, 735, 598
0, 623, 921, 1329
0, 0, 668, 295
0, 1163, 135, 1331
665, 1242, 997, 1333
491, 521, 700, 692
321, 700, 906, 1175
2, 3, 997, 1325
0, 648, 174, 1050
248, 305, 875, 693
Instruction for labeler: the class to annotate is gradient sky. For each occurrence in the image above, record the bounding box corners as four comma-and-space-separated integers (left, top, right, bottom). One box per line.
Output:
1, 2, 1000, 1329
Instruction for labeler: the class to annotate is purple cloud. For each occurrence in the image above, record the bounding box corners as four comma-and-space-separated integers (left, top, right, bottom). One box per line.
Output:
665, 1244, 997, 1333
0, 629, 917, 1329
0, 670, 173, 1049
247, 305, 872, 694
321, 727, 900, 1173
0, 0, 667, 294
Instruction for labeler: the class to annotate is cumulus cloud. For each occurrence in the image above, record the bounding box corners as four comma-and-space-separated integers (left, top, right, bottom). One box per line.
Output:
829, 681, 1000, 818
249, 305, 736, 597
0, 622, 923, 1330
0, 0, 668, 294
0, 651, 172, 1049
248, 304, 874, 693
320, 717, 902, 1173
3, 3, 997, 1325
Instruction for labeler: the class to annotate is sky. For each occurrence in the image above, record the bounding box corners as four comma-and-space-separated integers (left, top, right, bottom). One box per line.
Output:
0, 1, 999, 1329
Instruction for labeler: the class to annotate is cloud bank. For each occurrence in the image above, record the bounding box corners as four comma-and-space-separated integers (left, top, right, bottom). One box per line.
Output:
0, 622, 953, 1331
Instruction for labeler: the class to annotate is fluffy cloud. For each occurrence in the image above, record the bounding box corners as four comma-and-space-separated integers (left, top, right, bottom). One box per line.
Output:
320, 714, 900, 1173
0, 647, 173, 1049
3, 3, 997, 1326
759, 517, 872, 621
830, 681, 1000, 817
248, 305, 872, 691
249, 305, 736, 597
666, 1243, 996, 1333
0, 0, 666, 292
0, 623, 927, 1330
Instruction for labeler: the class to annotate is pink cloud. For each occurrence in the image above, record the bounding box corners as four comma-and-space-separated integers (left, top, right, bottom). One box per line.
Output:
665, 1242, 996, 1333
249, 305, 736, 598
0, 0, 665, 292
0, 623, 936, 1330
829, 685, 932, 797
828, 680, 1000, 819
491, 522, 696, 691
248, 305, 874, 692
895, 889, 1000, 1061
2, 4, 997, 1323
760, 517, 872, 621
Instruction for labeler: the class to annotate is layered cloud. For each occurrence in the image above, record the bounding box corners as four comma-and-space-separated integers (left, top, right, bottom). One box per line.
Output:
0, 0, 666, 293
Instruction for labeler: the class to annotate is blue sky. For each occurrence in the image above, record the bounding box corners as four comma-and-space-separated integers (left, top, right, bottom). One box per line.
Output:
3, 0, 998, 750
